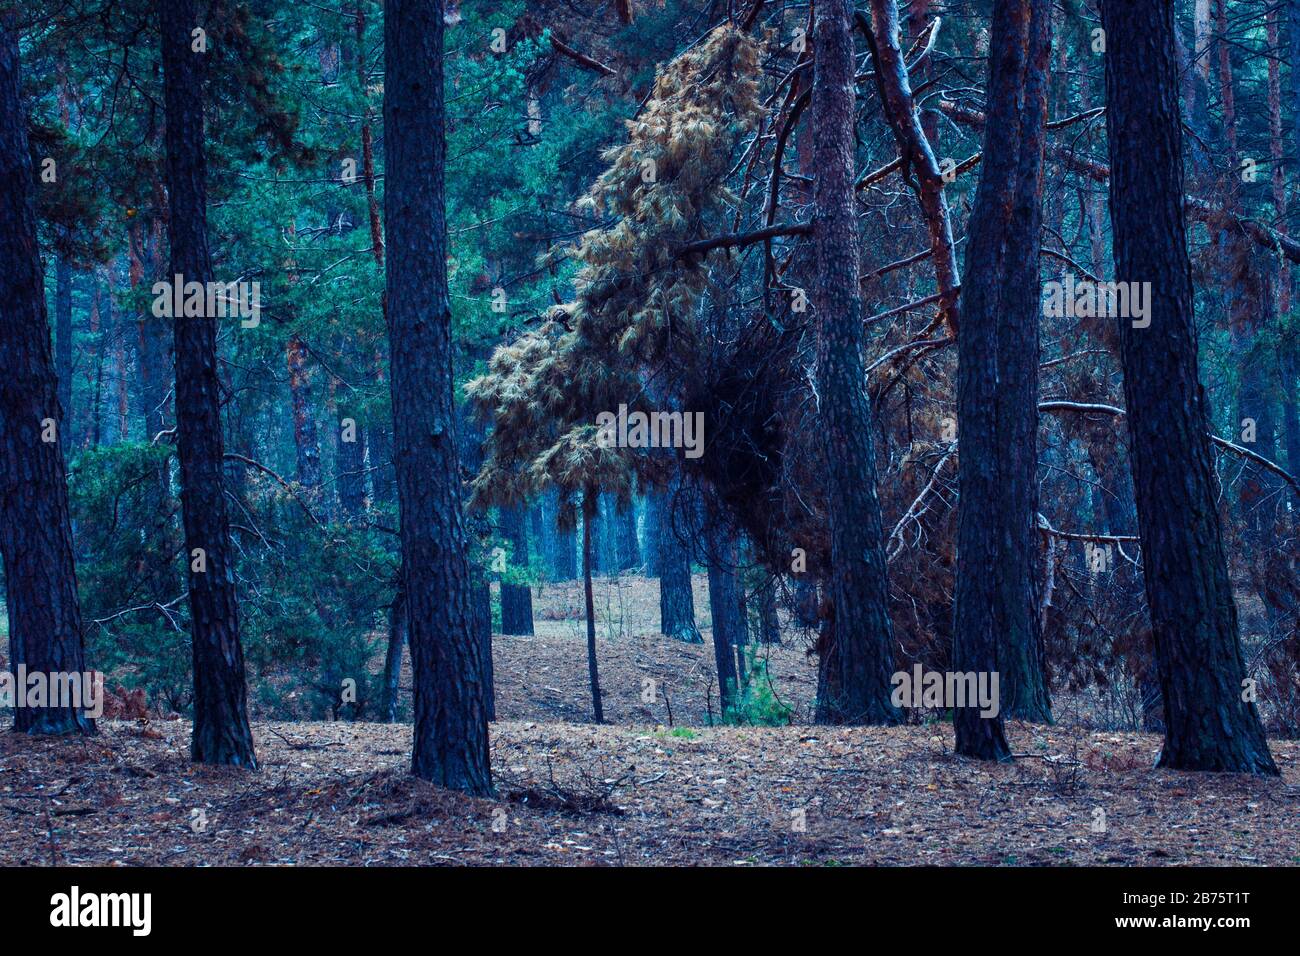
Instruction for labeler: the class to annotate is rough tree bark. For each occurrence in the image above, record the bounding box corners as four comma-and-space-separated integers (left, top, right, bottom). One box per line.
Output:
0, 14, 95, 735
1101, 0, 1277, 774
159, 0, 257, 766
811, 0, 900, 726
384, 0, 492, 793
954, 0, 1053, 761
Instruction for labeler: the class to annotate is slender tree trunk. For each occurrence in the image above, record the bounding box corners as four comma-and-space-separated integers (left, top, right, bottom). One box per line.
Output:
336, 404, 367, 517
811, 0, 899, 725
954, 0, 1053, 760
472, 567, 495, 721
0, 15, 95, 736
54, 254, 73, 424
133, 217, 170, 443
499, 505, 535, 635
381, 586, 406, 723
1101, 0, 1277, 774
582, 491, 604, 723
705, 522, 744, 719
554, 524, 576, 580
159, 0, 256, 767
89, 275, 104, 447
615, 497, 640, 571
758, 577, 781, 645
384, 0, 491, 793
656, 481, 700, 643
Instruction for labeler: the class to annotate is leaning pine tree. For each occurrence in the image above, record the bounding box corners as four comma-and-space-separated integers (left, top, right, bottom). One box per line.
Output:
1101, 0, 1277, 774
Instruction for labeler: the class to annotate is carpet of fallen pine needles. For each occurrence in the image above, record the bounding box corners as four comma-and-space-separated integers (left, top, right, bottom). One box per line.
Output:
2, 719, 1298, 866
2, 573, 1298, 866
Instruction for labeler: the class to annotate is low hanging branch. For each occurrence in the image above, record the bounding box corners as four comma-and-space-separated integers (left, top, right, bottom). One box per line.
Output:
676, 222, 811, 262
549, 34, 617, 78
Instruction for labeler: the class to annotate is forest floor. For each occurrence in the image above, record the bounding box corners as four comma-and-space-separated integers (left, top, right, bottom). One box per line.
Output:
1, 574, 1298, 866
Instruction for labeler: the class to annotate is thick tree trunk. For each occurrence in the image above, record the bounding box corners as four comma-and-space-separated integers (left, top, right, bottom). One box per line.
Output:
1101, 0, 1277, 774
656, 482, 700, 643
582, 492, 604, 723
811, 0, 899, 726
954, 0, 1053, 761
159, 0, 256, 767
384, 0, 491, 793
0, 16, 95, 736
499, 505, 535, 635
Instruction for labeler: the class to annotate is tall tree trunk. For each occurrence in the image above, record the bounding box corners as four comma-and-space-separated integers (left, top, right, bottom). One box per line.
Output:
499, 505, 535, 635
581, 491, 604, 723
159, 0, 257, 767
615, 497, 640, 571
0, 14, 95, 736
381, 585, 406, 722
811, 0, 899, 726
954, 0, 1053, 761
384, 0, 491, 793
705, 521, 744, 720
757, 576, 781, 645
472, 567, 495, 721
89, 273, 105, 447
1101, 0, 1277, 774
